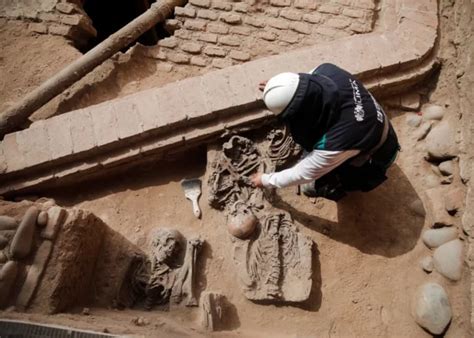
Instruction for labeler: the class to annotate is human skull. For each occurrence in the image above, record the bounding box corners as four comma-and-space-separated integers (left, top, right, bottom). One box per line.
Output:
150, 228, 183, 264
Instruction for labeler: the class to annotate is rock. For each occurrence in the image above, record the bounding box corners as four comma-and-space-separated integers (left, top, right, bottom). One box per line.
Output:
424, 187, 454, 227
422, 228, 458, 248
433, 239, 463, 281
0, 234, 8, 249
441, 176, 453, 185
37, 211, 48, 227
444, 188, 464, 215
419, 256, 433, 273
412, 282, 452, 335
132, 316, 149, 326
0, 216, 18, 231
401, 93, 421, 111
406, 114, 422, 127
0, 261, 19, 308
425, 121, 458, 161
415, 121, 433, 141
409, 199, 426, 217
438, 161, 454, 176
422, 104, 445, 121
10, 206, 39, 260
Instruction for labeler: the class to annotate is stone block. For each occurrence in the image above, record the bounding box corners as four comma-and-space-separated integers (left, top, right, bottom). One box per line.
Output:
158, 37, 178, 48
56, 3, 77, 14
184, 19, 207, 31
175, 7, 196, 18
229, 50, 251, 61
2, 133, 26, 173
190, 56, 208, 67
203, 46, 227, 57
280, 9, 302, 21
207, 22, 229, 34
267, 17, 289, 30
424, 187, 455, 228
234, 3, 249, 13
174, 76, 208, 120
270, 0, 291, 7
46, 112, 74, 160
279, 30, 299, 44
190, 0, 211, 8
289, 21, 311, 34
41, 207, 67, 241
218, 35, 240, 46
342, 8, 367, 18
90, 103, 119, 147
16, 120, 51, 168
197, 32, 218, 43
16, 241, 53, 310
112, 98, 144, 140
212, 58, 233, 69
318, 3, 341, 14
294, 0, 317, 9
244, 17, 266, 28
212, 1, 232, 11
231, 26, 253, 36
220, 13, 241, 24
197, 9, 218, 20
29, 22, 48, 34
152, 82, 191, 125
167, 51, 191, 64
70, 109, 96, 154
181, 41, 203, 53
302, 13, 322, 24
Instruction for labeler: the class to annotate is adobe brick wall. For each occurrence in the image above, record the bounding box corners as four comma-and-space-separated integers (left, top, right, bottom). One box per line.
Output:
0, 0, 96, 47
0, 0, 438, 195
146, 0, 376, 70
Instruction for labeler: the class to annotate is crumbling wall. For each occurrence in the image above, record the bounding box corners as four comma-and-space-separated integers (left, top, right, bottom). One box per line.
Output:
0, 0, 96, 47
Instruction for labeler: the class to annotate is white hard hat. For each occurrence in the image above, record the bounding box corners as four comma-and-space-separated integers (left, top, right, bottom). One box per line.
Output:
263, 72, 299, 115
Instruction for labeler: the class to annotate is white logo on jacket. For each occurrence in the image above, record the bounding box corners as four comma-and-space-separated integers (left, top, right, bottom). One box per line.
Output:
349, 79, 365, 122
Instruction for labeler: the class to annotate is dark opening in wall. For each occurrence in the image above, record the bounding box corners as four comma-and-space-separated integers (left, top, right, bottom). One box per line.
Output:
81, 0, 170, 52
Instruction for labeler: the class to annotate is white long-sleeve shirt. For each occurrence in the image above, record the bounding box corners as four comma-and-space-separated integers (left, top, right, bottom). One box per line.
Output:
261, 149, 360, 189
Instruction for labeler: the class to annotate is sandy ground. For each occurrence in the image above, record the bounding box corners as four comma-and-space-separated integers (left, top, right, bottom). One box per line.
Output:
0, 0, 473, 337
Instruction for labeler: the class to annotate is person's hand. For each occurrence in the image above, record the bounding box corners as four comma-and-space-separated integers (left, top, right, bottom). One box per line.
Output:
258, 80, 267, 92
250, 172, 264, 188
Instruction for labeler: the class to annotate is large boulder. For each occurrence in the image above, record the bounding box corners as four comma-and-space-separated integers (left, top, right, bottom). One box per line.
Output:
412, 283, 452, 335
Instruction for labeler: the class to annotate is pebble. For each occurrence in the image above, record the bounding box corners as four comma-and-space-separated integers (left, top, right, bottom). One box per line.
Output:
0, 261, 19, 307
406, 114, 422, 127
419, 256, 433, 273
433, 239, 463, 281
438, 161, 454, 176
425, 121, 459, 161
422, 104, 445, 121
412, 282, 452, 335
401, 93, 421, 111
132, 316, 149, 326
415, 121, 433, 141
422, 227, 458, 248
409, 199, 426, 217
36, 211, 48, 227
0, 216, 18, 231
9, 206, 39, 260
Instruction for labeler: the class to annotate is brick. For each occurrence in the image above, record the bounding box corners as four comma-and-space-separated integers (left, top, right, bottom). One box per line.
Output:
318, 4, 341, 14
176, 76, 209, 119
184, 19, 207, 31
343, 8, 367, 19
350, 21, 371, 33
131, 90, 161, 132
207, 22, 229, 34
70, 109, 96, 153
16, 120, 51, 167
212, 58, 233, 69
16, 241, 53, 310
244, 17, 266, 28
265, 7, 280, 17
112, 99, 144, 140
294, 0, 317, 9
2, 133, 25, 173
175, 29, 192, 40
29, 22, 48, 34
218, 35, 241, 46
212, 1, 232, 11
151, 49, 167, 60
197, 9, 218, 20
158, 37, 178, 48
190, 56, 208, 67
41, 207, 67, 240
167, 51, 191, 63
181, 41, 202, 53
90, 103, 119, 146
165, 19, 181, 32
327, 17, 351, 29
190, 0, 211, 8
333, 0, 352, 5
229, 50, 251, 61
60, 14, 83, 26
48, 24, 73, 37
279, 31, 299, 43
38, 12, 60, 23
234, 3, 249, 13
197, 32, 218, 43
280, 9, 302, 21
289, 21, 311, 34
203, 45, 227, 57
258, 30, 278, 41
270, 0, 291, 7
267, 18, 289, 30
56, 3, 77, 14
230, 26, 253, 36
46, 113, 73, 160
303, 13, 323, 24
352, 0, 376, 10
220, 13, 242, 24
175, 6, 196, 18
152, 84, 188, 127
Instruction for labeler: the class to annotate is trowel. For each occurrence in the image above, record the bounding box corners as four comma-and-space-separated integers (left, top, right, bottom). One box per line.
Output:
181, 178, 202, 219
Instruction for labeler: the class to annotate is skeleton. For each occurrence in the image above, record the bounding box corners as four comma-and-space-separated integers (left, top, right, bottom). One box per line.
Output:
118, 228, 203, 310
265, 126, 301, 169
